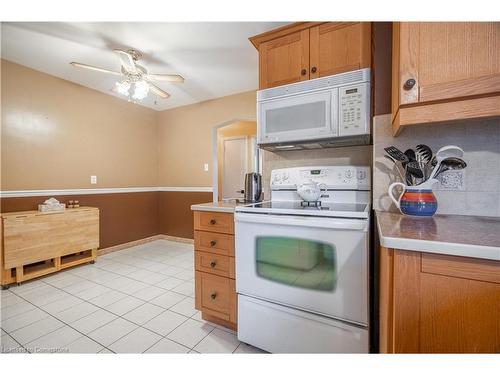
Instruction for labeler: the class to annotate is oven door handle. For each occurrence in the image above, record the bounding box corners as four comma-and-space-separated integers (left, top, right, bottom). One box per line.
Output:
235, 213, 368, 231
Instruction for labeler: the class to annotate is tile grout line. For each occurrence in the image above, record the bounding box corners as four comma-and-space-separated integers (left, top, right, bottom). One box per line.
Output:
2, 241, 235, 353
10, 271, 202, 351
8, 285, 117, 353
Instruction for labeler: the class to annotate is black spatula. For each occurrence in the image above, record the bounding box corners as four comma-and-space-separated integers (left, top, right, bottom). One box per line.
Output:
384, 146, 409, 163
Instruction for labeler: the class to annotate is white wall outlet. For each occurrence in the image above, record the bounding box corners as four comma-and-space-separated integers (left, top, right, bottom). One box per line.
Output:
434, 170, 465, 191
204, 163, 209, 172
90, 175, 97, 184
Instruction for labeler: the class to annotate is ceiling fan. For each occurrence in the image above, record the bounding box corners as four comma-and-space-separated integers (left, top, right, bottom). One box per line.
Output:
70, 49, 184, 100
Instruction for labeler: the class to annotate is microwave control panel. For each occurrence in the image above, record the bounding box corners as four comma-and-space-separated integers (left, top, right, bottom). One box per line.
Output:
338, 82, 370, 137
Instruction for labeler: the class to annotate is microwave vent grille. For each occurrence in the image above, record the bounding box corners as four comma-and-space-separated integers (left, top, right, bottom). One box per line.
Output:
258, 68, 370, 101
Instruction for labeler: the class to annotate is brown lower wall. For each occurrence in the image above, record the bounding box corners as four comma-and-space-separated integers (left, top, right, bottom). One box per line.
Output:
159, 191, 213, 239
1, 190, 213, 248
0, 192, 159, 249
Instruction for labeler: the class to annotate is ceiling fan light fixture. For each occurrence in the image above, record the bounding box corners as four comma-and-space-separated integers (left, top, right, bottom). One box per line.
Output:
132, 80, 150, 100
115, 80, 131, 96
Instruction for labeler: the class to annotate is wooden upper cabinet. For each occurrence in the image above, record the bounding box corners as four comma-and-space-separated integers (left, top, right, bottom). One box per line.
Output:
309, 22, 371, 79
258, 29, 310, 89
392, 22, 500, 135
250, 22, 372, 90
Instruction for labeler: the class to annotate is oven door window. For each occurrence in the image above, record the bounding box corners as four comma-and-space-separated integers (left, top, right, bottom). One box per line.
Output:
255, 236, 336, 291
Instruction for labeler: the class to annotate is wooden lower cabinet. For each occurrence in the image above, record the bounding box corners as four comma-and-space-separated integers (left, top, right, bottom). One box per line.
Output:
379, 247, 500, 353
193, 210, 237, 331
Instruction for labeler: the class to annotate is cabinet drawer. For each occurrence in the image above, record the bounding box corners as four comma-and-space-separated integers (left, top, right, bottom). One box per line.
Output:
195, 271, 236, 322
193, 211, 234, 234
421, 253, 500, 284
195, 251, 234, 279
194, 230, 234, 256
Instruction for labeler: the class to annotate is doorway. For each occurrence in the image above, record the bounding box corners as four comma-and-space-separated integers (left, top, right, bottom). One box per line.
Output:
215, 120, 257, 201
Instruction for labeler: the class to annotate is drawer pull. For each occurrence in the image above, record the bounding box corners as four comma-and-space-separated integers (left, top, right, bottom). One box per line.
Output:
210, 292, 217, 300
210, 240, 217, 247
209, 219, 217, 225
210, 261, 217, 268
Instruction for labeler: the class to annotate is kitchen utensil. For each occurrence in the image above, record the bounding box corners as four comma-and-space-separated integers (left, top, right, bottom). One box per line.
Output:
384, 155, 407, 182
404, 149, 416, 163
403, 149, 417, 185
296, 179, 328, 202
432, 157, 467, 179
428, 146, 465, 180
384, 146, 409, 163
415, 144, 433, 179
244, 172, 262, 202
406, 161, 424, 179
388, 179, 438, 217
415, 144, 433, 163
430, 145, 464, 167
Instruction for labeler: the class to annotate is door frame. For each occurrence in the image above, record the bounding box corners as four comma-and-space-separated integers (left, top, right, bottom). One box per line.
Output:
211, 118, 258, 202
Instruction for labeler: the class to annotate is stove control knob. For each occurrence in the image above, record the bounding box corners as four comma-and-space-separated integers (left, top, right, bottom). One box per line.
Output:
344, 170, 353, 179
357, 170, 367, 180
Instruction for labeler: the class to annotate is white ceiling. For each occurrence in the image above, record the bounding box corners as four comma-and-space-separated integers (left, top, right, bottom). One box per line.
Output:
1, 22, 286, 111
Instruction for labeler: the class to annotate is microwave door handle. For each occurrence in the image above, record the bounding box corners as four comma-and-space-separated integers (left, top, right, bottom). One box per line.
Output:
235, 213, 366, 231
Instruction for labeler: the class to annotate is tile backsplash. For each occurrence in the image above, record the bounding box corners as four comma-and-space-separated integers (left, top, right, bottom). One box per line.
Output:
373, 114, 500, 217
261, 146, 372, 198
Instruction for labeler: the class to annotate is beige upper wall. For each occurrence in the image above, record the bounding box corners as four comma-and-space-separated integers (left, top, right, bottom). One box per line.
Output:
157, 91, 256, 186
1, 60, 159, 190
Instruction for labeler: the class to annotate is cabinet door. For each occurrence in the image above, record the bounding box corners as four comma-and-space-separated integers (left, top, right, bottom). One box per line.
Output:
309, 22, 371, 79
390, 250, 500, 353
419, 272, 500, 353
397, 22, 500, 105
259, 29, 309, 89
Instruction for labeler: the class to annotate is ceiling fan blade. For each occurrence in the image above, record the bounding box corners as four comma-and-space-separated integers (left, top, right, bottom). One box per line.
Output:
147, 82, 170, 99
145, 74, 185, 83
70, 62, 121, 76
114, 49, 138, 74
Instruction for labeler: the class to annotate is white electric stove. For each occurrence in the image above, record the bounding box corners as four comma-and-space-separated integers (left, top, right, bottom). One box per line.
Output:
234, 166, 371, 353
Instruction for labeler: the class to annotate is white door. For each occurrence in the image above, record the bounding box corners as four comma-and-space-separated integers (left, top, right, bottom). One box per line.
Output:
222, 137, 247, 199
235, 212, 369, 326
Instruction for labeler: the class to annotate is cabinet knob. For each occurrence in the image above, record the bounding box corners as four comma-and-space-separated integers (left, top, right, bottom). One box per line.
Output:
403, 78, 416, 90
311, 66, 317, 73
210, 292, 217, 300
210, 261, 217, 268
209, 219, 216, 225
210, 240, 217, 247
301, 69, 307, 76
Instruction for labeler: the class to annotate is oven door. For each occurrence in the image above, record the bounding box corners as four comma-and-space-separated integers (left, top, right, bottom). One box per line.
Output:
257, 89, 338, 145
235, 212, 368, 326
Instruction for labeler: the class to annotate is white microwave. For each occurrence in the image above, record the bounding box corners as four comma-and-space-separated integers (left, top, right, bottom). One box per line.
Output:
257, 68, 371, 151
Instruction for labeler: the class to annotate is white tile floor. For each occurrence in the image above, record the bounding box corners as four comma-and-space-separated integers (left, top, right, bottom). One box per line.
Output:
0, 240, 265, 354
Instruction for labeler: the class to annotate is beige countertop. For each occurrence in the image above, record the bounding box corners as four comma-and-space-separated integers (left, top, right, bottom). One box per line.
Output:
190, 201, 251, 213
376, 211, 500, 261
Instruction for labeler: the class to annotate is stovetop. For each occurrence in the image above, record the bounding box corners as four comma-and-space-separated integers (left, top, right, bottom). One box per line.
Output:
235, 200, 370, 219
252, 201, 367, 212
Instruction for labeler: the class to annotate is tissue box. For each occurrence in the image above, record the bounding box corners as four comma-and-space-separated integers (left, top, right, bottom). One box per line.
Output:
38, 203, 66, 212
